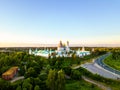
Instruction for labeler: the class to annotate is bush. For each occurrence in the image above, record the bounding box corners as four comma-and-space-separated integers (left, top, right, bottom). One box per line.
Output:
63, 66, 72, 75
71, 70, 81, 80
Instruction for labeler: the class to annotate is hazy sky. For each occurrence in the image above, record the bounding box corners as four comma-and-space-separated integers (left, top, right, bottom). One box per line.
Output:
0, 0, 120, 46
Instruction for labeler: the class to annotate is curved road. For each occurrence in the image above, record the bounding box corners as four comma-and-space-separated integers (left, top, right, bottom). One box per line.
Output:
81, 53, 120, 80
95, 54, 120, 75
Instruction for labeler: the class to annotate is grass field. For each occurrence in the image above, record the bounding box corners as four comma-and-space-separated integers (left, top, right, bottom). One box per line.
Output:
104, 55, 120, 71
65, 80, 101, 90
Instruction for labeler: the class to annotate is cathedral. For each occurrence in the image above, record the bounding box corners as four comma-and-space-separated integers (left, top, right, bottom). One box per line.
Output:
29, 41, 91, 58
57, 41, 70, 55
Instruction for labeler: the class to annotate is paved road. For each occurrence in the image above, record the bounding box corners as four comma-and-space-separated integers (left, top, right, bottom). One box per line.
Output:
81, 53, 120, 80
82, 63, 120, 79
95, 54, 120, 75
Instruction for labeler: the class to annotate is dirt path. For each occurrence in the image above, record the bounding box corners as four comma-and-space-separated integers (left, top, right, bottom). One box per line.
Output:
10, 76, 24, 83
82, 76, 111, 90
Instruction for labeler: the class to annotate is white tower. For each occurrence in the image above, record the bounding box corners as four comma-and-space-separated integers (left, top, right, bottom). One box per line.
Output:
92, 48, 95, 52
67, 41, 69, 47
29, 49, 32, 54
57, 41, 63, 51
66, 41, 70, 52
81, 47, 85, 51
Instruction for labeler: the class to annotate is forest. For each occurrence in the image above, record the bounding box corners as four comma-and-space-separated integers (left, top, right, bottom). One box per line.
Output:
0, 47, 118, 90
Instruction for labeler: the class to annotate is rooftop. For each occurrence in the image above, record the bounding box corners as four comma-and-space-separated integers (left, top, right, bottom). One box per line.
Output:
2, 66, 18, 76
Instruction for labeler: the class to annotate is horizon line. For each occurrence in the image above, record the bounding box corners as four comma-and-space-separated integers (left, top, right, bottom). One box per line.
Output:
0, 43, 120, 47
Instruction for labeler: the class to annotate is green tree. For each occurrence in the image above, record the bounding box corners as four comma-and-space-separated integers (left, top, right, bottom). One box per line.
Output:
23, 88, 27, 90
46, 69, 57, 90
34, 77, 42, 86
71, 69, 81, 80
22, 79, 33, 90
0, 78, 10, 90
112, 51, 120, 60
34, 85, 41, 90
46, 69, 66, 90
25, 67, 37, 78
57, 70, 65, 90
16, 86, 22, 90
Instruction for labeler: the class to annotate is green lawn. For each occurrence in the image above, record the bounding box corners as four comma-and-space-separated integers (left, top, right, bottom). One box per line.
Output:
104, 55, 120, 71
65, 80, 101, 90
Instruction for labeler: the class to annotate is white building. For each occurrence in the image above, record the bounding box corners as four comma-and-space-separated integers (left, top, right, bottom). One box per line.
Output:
29, 48, 54, 58
29, 41, 91, 58
56, 41, 71, 57
76, 47, 90, 57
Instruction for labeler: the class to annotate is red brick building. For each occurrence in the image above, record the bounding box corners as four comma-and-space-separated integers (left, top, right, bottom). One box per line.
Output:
2, 66, 18, 80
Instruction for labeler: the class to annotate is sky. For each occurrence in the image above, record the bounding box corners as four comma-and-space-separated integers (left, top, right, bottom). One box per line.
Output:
0, 0, 120, 47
